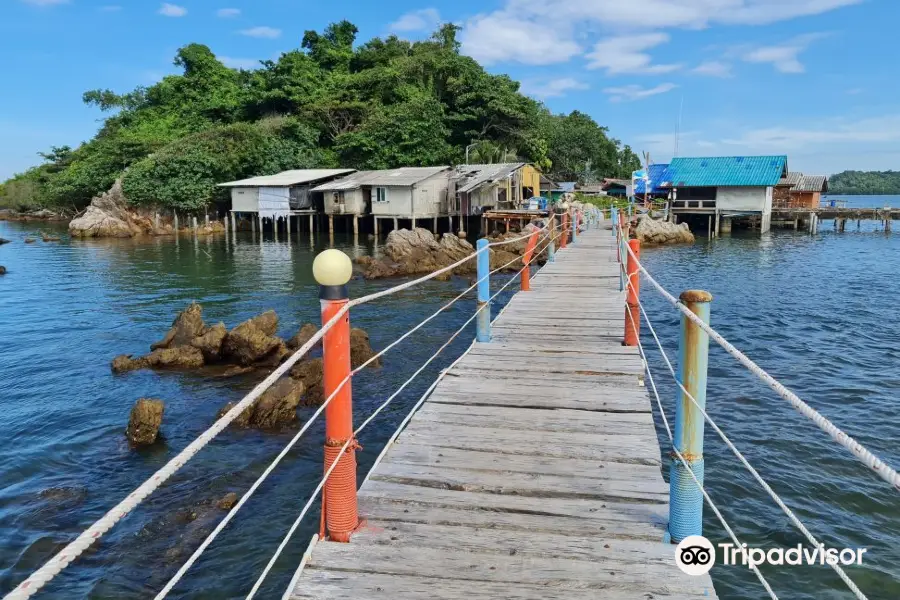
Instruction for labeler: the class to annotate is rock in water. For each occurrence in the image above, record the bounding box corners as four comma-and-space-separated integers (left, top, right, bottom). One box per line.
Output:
251, 378, 304, 428
249, 310, 279, 337
634, 215, 695, 245
287, 323, 319, 350
0, 238, 10, 245
0, 266, 6, 275
216, 401, 253, 428
290, 358, 325, 405
223, 320, 282, 365
350, 328, 381, 368
216, 493, 239, 510
145, 346, 205, 369
69, 179, 135, 238
111, 354, 148, 374
126, 398, 164, 445
357, 228, 476, 280
191, 322, 227, 362
24, 238, 36, 243
384, 228, 441, 261
151, 302, 207, 350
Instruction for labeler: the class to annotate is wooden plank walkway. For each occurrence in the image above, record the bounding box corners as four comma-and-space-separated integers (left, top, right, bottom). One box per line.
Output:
291, 226, 718, 600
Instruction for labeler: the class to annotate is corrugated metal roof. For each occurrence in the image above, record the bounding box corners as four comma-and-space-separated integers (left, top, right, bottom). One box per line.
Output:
455, 163, 526, 193
312, 167, 450, 191
661, 156, 788, 187
218, 169, 356, 188
778, 171, 802, 187
558, 182, 577, 192
634, 163, 669, 194
794, 174, 828, 192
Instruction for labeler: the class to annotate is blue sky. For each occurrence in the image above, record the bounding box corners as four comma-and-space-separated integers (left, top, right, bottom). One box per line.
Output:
1, 0, 893, 180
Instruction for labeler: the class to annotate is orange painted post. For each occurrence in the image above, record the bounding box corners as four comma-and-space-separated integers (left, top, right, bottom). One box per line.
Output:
624, 239, 641, 346
313, 249, 359, 543
561, 212, 569, 249
521, 230, 540, 291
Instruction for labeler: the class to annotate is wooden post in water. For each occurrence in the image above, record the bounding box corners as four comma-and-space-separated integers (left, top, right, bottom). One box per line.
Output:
668, 290, 712, 543
313, 249, 359, 543
476, 238, 491, 343
623, 239, 641, 346
230, 211, 236, 233
154, 213, 160, 230
174, 211, 179, 233
192, 216, 198, 232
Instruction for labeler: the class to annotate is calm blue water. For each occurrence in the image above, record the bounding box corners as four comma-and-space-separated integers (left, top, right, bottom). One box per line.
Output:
2, 203, 899, 599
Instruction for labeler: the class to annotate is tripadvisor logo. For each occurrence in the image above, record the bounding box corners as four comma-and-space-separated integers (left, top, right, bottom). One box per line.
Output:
675, 536, 716, 576
674, 535, 868, 575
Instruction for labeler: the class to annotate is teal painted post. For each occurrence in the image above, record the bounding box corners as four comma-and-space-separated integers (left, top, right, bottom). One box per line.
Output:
668, 290, 713, 543
475, 238, 491, 343
548, 237, 555, 263
611, 207, 617, 236
571, 211, 577, 244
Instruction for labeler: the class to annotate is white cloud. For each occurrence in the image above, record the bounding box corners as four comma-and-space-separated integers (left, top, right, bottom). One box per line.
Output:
21, 0, 69, 5
390, 8, 441, 32
691, 61, 732, 77
459, 0, 858, 67
722, 115, 900, 149
217, 8, 240, 18
586, 33, 682, 74
603, 83, 678, 102
741, 33, 828, 73
219, 56, 260, 70
520, 77, 589, 99
460, 13, 581, 65
158, 3, 187, 17
240, 26, 282, 39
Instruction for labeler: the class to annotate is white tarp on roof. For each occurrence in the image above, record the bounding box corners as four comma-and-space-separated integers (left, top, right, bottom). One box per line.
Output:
258, 187, 290, 221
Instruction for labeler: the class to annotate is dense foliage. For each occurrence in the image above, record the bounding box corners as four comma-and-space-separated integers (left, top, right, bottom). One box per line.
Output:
0, 22, 641, 212
828, 171, 900, 195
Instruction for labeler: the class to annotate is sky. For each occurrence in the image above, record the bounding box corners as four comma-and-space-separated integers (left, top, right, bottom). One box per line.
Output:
1, 0, 895, 180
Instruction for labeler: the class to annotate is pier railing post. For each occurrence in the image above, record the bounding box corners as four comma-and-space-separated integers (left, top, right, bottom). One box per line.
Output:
547, 214, 556, 263
476, 238, 491, 342
623, 239, 641, 346
561, 212, 569, 249
313, 249, 359, 543
668, 289, 713, 543
571, 210, 578, 244
521, 230, 540, 291
611, 207, 617, 236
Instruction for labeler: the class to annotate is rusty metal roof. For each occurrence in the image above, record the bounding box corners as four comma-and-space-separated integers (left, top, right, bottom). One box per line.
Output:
794, 175, 828, 192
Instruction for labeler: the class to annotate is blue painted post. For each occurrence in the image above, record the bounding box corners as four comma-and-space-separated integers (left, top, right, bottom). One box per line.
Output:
547, 237, 555, 262
571, 211, 577, 244
475, 238, 491, 343
611, 207, 617, 236
669, 290, 713, 543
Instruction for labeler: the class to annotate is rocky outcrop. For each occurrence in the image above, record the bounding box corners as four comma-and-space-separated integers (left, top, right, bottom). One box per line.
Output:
357, 228, 476, 280
111, 354, 147, 374
350, 328, 380, 368
216, 378, 304, 430
222, 319, 283, 366
287, 323, 319, 350
146, 346, 206, 369
69, 179, 139, 238
290, 358, 325, 405
0, 266, 5, 275
152, 302, 206, 350
190, 322, 227, 362
634, 215, 695, 245
0, 209, 65, 222
196, 221, 226, 236
216, 492, 238, 510
41, 233, 61, 242
126, 398, 165, 446
0, 238, 10, 245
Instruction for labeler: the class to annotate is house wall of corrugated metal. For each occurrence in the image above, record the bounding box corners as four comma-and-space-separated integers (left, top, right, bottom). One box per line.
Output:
717, 186, 769, 212
231, 187, 259, 212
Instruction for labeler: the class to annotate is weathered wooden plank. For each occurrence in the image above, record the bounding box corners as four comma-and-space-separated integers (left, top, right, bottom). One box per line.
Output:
381, 443, 664, 482
368, 462, 669, 503
397, 421, 662, 464
292, 570, 715, 600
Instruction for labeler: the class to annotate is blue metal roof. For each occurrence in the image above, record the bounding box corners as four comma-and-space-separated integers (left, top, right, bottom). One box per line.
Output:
633, 163, 668, 194
661, 155, 788, 187
558, 182, 576, 192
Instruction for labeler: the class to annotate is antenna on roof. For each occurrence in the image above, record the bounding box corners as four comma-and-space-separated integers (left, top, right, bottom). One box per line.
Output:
673, 93, 684, 158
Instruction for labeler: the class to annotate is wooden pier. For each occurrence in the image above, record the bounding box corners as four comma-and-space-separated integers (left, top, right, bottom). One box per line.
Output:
291, 227, 717, 599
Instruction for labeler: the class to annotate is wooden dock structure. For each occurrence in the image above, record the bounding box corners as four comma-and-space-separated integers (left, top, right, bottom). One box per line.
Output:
290, 227, 717, 599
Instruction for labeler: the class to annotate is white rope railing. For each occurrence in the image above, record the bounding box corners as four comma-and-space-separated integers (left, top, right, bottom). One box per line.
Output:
616, 224, 869, 599
154, 228, 559, 599
6, 218, 556, 600
248, 238, 557, 599
621, 291, 779, 598
621, 237, 900, 492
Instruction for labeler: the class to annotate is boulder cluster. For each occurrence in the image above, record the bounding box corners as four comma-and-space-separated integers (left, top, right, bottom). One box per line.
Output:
118, 303, 380, 443
356, 224, 554, 280
634, 215, 695, 245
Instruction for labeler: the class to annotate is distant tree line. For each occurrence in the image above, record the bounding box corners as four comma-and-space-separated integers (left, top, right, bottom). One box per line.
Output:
828, 170, 900, 195
0, 22, 641, 212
